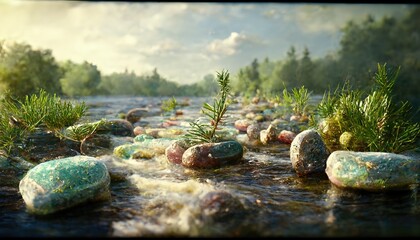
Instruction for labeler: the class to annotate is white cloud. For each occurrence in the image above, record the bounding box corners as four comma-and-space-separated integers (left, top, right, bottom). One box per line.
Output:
207, 32, 253, 57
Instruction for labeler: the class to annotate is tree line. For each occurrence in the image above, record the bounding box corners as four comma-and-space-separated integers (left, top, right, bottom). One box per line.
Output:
232, 6, 419, 111
0, 42, 219, 98
0, 6, 418, 112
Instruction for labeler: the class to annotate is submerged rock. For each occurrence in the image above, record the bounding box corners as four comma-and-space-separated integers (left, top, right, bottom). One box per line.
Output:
21, 127, 79, 163
19, 156, 111, 215
199, 190, 246, 222
290, 129, 329, 177
182, 141, 244, 169
325, 151, 419, 191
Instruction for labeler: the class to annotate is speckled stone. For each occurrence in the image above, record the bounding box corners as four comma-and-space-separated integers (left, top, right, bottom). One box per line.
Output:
182, 141, 243, 169
278, 130, 297, 144
165, 139, 192, 164
326, 151, 419, 191
290, 129, 329, 177
19, 156, 110, 215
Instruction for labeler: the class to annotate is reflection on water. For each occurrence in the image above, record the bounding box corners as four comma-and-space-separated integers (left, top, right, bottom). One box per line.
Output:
0, 96, 419, 237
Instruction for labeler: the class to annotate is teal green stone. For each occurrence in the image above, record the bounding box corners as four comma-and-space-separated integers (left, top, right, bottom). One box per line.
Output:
114, 138, 175, 159
210, 140, 244, 166
134, 134, 155, 142
326, 151, 419, 191
19, 156, 110, 215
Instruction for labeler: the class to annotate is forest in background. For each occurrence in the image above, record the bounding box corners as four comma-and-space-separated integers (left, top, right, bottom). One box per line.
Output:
0, 6, 418, 115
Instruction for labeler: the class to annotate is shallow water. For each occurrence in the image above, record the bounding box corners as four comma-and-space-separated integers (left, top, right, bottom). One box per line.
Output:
0, 96, 419, 237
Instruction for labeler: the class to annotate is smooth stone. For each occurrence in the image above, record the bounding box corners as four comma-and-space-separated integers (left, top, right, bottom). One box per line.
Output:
126, 108, 149, 124
290, 129, 329, 177
19, 156, 110, 215
325, 151, 419, 191
182, 140, 243, 169
165, 139, 192, 164
96, 119, 134, 137
234, 119, 253, 132
278, 130, 297, 144
114, 138, 175, 160
246, 123, 261, 140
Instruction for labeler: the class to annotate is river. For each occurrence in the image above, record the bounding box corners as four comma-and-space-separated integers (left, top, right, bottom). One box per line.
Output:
0, 96, 418, 237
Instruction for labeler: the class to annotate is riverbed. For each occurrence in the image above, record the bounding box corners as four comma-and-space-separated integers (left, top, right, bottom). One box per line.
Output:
0, 96, 418, 237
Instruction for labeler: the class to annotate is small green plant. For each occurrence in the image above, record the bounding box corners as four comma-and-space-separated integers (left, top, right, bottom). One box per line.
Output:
184, 70, 231, 144
0, 89, 88, 155
282, 86, 311, 117
161, 97, 178, 114
316, 63, 420, 153
60, 119, 106, 154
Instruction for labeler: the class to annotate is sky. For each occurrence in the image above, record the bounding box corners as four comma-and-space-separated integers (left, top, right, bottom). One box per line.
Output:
0, 1, 413, 85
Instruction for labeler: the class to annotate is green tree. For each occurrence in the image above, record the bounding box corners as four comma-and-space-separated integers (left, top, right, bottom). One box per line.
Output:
280, 46, 299, 89
59, 60, 101, 97
298, 47, 315, 90
0, 41, 62, 97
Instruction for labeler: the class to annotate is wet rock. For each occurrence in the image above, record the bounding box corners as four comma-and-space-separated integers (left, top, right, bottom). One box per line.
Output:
96, 119, 134, 137
80, 134, 112, 156
234, 119, 254, 132
182, 140, 243, 169
19, 156, 111, 215
290, 129, 329, 177
165, 139, 192, 164
0, 155, 34, 187
246, 123, 261, 140
114, 137, 175, 160
199, 190, 246, 222
278, 130, 297, 144
19, 127, 79, 163
260, 124, 278, 145
325, 151, 420, 191
126, 108, 149, 124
